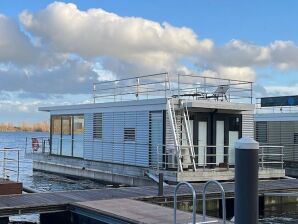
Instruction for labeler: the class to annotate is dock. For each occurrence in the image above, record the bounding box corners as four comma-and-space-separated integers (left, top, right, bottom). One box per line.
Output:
0, 178, 296, 222
70, 198, 231, 223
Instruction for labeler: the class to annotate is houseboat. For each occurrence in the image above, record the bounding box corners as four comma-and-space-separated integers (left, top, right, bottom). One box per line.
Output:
255, 95, 298, 177
28, 73, 285, 186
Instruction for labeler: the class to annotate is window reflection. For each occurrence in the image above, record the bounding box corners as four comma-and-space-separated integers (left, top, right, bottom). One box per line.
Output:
50, 115, 84, 158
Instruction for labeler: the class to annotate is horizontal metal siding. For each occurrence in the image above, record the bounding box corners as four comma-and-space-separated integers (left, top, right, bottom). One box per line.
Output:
102, 112, 113, 162
255, 121, 268, 144
124, 112, 136, 165
83, 113, 93, 160
136, 111, 149, 167
242, 113, 254, 138
113, 112, 124, 164
149, 111, 163, 167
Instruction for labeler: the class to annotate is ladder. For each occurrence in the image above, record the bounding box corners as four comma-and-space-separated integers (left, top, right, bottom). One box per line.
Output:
181, 100, 197, 171
167, 99, 196, 171
167, 99, 183, 172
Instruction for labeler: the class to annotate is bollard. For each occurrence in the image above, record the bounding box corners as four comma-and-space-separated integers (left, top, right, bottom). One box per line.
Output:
234, 137, 259, 224
158, 173, 164, 196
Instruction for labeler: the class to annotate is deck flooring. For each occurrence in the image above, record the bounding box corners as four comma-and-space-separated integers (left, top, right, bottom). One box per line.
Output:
0, 179, 296, 217
72, 198, 230, 223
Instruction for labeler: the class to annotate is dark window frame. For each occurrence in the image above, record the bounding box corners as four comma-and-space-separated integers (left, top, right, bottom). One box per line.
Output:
124, 128, 136, 142
93, 113, 103, 140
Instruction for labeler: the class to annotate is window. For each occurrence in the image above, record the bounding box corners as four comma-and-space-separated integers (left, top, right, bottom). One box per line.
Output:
255, 121, 268, 144
124, 128, 136, 141
294, 133, 298, 144
50, 114, 84, 158
93, 113, 102, 139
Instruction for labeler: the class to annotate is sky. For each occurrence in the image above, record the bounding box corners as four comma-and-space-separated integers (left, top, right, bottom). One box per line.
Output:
0, 1, 298, 124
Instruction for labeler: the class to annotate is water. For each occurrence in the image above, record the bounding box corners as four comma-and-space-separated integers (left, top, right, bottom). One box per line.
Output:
0, 131, 107, 191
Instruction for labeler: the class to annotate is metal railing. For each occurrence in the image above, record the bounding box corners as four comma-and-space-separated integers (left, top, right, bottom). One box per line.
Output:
259, 145, 284, 169
154, 144, 235, 172
25, 136, 50, 154
202, 180, 226, 223
153, 144, 284, 172
92, 73, 253, 104
174, 182, 197, 224
0, 148, 21, 182
27, 137, 284, 172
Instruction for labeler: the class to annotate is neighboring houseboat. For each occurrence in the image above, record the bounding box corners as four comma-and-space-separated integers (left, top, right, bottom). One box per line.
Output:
28, 73, 285, 186
255, 95, 298, 177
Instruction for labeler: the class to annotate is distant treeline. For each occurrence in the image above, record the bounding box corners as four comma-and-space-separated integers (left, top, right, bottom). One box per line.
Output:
0, 121, 50, 132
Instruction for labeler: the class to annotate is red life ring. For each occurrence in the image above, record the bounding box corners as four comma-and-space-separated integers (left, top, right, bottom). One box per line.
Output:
32, 138, 40, 151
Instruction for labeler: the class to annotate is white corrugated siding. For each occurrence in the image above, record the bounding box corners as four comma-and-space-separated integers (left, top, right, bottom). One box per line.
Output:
83, 113, 93, 160
124, 112, 136, 165
149, 111, 163, 168
102, 112, 113, 162
136, 111, 149, 167
83, 110, 151, 167
113, 112, 124, 164
242, 113, 254, 138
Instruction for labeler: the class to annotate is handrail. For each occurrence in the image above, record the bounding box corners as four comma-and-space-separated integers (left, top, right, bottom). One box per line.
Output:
0, 148, 21, 182
92, 72, 253, 104
173, 181, 197, 224
202, 180, 226, 223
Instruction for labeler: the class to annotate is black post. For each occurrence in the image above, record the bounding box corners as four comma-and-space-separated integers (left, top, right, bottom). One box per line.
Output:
234, 137, 259, 224
158, 173, 164, 196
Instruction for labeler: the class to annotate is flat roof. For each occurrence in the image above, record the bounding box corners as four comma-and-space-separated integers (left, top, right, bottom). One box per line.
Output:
255, 112, 298, 122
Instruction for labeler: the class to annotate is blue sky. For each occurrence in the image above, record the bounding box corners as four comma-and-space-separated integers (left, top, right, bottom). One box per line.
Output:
0, 1, 298, 123
1, 1, 298, 45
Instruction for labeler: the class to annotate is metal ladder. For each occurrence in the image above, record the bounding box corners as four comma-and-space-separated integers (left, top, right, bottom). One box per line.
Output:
202, 180, 226, 224
167, 99, 197, 172
167, 98, 183, 172
173, 182, 197, 224
173, 181, 226, 224
180, 100, 196, 171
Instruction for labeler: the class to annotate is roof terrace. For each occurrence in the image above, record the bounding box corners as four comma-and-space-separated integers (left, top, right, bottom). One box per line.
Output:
92, 72, 253, 104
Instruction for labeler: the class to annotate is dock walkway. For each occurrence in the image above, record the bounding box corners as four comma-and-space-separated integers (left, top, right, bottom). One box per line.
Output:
71, 198, 231, 223
0, 179, 297, 217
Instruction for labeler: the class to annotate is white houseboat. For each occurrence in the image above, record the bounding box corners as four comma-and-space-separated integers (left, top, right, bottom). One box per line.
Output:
255, 95, 298, 177
28, 73, 285, 186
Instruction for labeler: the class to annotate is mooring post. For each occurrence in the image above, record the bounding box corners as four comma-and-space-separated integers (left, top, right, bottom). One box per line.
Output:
234, 137, 259, 224
158, 173, 164, 196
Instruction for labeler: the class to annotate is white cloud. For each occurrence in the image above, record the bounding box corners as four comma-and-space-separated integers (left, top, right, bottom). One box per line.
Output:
0, 14, 38, 65
19, 2, 213, 74
0, 1, 296, 102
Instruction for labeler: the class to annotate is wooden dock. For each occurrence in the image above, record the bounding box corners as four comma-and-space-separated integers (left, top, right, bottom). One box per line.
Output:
0, 179, 296, 218
71, 198, 231, 223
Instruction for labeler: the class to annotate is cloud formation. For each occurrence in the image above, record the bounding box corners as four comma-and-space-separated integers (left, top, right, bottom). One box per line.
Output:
0, 1, 297, 102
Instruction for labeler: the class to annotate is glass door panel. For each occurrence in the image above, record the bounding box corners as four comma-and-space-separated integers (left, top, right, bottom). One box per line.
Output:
198, 121, 207, 166
216, 120, 225, 165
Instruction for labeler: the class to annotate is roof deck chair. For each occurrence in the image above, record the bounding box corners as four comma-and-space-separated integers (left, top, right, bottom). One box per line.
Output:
207, 85, 230, 101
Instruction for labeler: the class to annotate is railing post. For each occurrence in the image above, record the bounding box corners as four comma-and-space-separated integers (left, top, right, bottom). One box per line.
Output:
250, 82, 253, 104
165, 73, 168, 98
234, 137, 259, 224
17, 150, 20, 182
281, 146, 284, 170
204, 77, 206, 96
113, 81, 116, 102
136, 78, 140, 100
158, 173, 164, 196
178, 74, 180, 98
93, 84, 96, 103
261, 146, 264, 169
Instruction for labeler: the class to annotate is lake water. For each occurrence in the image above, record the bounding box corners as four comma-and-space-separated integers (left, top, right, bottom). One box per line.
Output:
0, 131, 297, 223
0, 131, 107, 192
